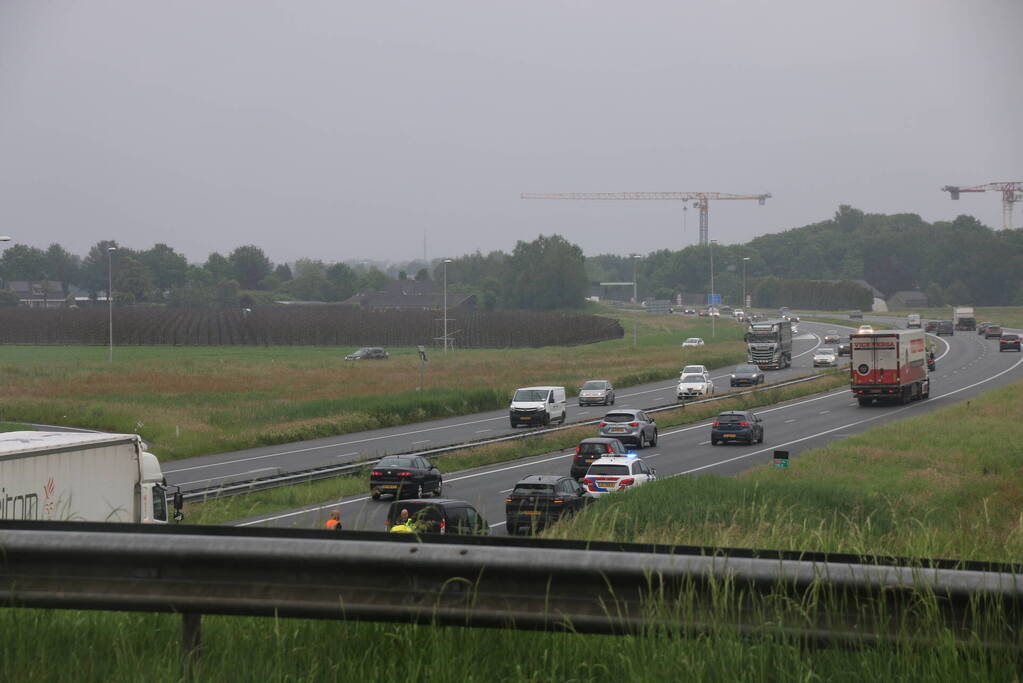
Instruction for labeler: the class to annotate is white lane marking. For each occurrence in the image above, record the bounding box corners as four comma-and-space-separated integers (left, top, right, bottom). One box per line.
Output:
499, 488, 513, 493
489, 521, 507, 528
336, 452, 358, 458
820, 410, 830, 415
578, 411, 590, 415
475, 429, 492, 434
785, 419, 796, 423
411, 440, 430, 445
698, 441, 711, 445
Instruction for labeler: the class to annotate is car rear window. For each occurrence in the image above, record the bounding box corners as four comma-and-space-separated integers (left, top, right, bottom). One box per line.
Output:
602, 413, 636, 423
582, 381, 607, 390
716, 414, 745, 423
587, 464, 629, 475
378, 457, 415, 468
579, 442, 613, 455
1003, 334, 1019, 340
512, 484, 556, 496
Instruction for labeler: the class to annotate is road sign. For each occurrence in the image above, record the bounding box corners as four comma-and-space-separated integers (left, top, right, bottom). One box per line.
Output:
771, 449, 790, 469
707, 294, 722, 306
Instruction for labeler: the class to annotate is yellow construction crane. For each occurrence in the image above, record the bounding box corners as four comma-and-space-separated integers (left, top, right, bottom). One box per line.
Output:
941, 182, 1022, 230
521, 191, 771, 246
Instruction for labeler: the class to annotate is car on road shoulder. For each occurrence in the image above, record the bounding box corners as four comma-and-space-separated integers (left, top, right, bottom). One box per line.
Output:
710, 410, 764, 446
985, 325, 1003, 339
505, 475, 590, 535
370, 455, 443, 500
677, 372, 714, 399
345, 346, 388, 360
729, 363, 765, 387
812, 347, 839, 367
581, 455, 656, 498
597, 409, 658, 448
1000, 333, 1022, 352
682, 337, 705, 347
386, 499, 489, 535
578, 379, 615, 406
571, 437, 629, 479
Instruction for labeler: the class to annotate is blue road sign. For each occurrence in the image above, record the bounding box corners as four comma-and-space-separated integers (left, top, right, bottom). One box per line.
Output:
707, 294, 722, 306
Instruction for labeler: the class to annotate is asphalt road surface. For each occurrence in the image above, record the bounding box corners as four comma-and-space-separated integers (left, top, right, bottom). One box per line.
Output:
231, 318, 1023, 534
163, 321, 825, 493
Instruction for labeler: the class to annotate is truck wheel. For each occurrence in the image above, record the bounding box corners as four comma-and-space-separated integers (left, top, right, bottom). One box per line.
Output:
371, 491, 381, 500
857, 397, 872, 407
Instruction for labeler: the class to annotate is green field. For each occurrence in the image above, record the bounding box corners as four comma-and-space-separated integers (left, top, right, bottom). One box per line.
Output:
0, 310, 746, 460
3, 377, 1021, 681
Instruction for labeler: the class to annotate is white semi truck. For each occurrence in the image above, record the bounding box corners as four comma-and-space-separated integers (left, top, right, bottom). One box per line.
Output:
0, 431, 182, 523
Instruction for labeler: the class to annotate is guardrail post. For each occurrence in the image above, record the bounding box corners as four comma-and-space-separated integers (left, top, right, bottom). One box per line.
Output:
181, 612, 203, 680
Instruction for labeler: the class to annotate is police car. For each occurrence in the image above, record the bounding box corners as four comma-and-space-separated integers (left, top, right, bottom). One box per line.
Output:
581, 454, 656, 497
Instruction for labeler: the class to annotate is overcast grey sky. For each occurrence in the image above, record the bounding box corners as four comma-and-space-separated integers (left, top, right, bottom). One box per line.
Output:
1, 1, 1020, 265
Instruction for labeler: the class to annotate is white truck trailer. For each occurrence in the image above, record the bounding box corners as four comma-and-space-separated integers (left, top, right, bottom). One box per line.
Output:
0, 431, 181, 523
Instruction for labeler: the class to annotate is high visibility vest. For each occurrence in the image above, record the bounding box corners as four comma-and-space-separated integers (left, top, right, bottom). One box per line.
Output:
324, 519, 340, 529
390, 523, 414, 533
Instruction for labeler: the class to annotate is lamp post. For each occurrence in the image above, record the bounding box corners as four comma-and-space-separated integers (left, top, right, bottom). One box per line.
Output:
442, 258, 452, 354
742, 256, 750, 311
107, 246, 116, 363
632, 254, 641, 345
0, 236, 10, 290
709, 240, 717, 338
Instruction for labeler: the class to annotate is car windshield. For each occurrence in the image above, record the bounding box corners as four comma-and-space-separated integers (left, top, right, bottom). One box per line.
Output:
682, 366, 704, 374
735, 365, 758, 373
716, 414, 747, 423
680, 375, 704, 383
684, 338, 701, 343
352, 348, 371, 355
378, 457, 416, 468
587, 464, 630, 475
581, 381, 607, 390
603, 413, 637, 423
513, 389, 549, 402
512, 483, 556, 496
817, 348, 835, 354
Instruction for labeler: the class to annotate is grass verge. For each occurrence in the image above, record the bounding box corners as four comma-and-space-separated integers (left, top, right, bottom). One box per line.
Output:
186, 371, 848, 525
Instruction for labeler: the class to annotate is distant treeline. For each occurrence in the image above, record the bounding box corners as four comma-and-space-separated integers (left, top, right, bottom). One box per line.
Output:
0, 307, 624, 348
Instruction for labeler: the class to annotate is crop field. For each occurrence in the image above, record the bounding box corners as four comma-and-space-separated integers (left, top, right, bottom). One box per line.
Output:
0, 311, 747, 460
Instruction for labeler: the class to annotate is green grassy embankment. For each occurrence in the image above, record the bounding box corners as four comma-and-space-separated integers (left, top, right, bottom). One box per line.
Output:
0, 311, 748, 460
187, 371, 848, 525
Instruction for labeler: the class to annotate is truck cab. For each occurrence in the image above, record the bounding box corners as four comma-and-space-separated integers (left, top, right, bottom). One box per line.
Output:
744, 319, 793, 369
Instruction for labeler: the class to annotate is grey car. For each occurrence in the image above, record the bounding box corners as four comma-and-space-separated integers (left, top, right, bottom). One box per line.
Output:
345, 347, 389, 360
597, 409, 658, 448
729, 363, 765, 387
578, 379, 615, 406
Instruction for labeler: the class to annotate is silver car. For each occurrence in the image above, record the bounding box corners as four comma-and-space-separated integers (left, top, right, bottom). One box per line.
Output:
597, 409, 658, 449
812, 347, 838, 367
578, 380, 615, 406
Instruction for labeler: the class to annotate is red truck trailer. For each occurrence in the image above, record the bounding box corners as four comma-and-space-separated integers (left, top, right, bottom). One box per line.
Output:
850, 329, 930, 406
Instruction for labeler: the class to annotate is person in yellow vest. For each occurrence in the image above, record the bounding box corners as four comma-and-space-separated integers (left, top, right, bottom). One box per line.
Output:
390, 508, 417, 533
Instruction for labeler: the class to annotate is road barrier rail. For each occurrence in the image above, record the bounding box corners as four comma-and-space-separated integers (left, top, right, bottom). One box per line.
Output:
183, 372, 838, 502
1, 521, 1020, 674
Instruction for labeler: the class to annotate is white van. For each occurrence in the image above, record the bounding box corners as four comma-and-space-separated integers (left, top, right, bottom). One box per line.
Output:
509, 386, 567, 428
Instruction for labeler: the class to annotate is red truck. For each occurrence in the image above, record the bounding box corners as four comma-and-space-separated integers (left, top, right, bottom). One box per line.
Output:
850, 329, 930, 406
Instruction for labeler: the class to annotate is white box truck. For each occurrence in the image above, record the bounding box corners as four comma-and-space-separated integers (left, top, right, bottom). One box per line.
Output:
0, 431, 182, 523
850, 329, 930, 406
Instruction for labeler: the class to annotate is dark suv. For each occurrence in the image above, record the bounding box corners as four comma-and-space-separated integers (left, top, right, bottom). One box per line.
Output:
505, 475, 590, 535
571, 437, 628, 479
710, 410, 764, 446
936, 320, 954, 336
1000, 333, 1021, 352
385, 499, 489, 535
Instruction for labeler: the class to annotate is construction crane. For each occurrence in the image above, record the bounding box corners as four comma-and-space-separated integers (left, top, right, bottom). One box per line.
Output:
521, 192, 771, 246
941, 182, 1023, 230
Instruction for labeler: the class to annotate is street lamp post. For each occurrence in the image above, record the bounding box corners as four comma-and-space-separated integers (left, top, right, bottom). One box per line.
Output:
709, 240, 717, 338
442, 258, 452, 354
0, 237, 10, 289
107, 247, 116, 363
632, 254, 641, 345
742, 256, 751, 310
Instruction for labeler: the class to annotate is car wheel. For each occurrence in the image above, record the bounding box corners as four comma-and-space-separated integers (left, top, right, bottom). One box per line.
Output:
710, 438, 718, 446
650, 429, 658, 447
415, 484, 423, 499
506, 524, 516, 536
758, 430, 765, 444
542, 413, 550, 426
611, 395, 615, 405
434, 479, 443, 497
371, 491, 380, 500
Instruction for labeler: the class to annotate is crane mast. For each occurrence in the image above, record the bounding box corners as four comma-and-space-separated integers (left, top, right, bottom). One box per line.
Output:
521, 191, 771, 246
942, 182, 1022, 230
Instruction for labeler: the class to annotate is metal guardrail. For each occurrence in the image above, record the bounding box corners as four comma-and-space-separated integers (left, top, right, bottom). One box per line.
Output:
1, 522, 1020, 675
183, 372, 836, 502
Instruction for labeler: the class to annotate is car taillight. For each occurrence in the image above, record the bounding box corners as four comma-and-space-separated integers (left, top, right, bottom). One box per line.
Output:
439, 519, 446, 534
385, 519, 391, 529
505, 497, 513, 503
712, 421, 721, 426
739, 422, 749, 427
552, 498, 564, 504
397, 471, 412, 477
629, 421, 640, 427
575, 445, 581, 454
371, 471, 382, 476
606, 445, 613, 452
599, 421, 607, 427
619, 478, 635, 487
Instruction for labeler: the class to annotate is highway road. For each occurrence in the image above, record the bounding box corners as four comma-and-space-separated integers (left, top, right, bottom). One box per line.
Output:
163, 320, 825, 493
231, 318, 1023, 534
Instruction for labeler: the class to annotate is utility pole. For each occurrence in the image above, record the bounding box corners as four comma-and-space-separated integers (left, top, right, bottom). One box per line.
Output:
107, 246, 116, 362
709, 240, 717, 338
442, 258, 452, 354
742, 256, 750, 311
632, 254, 641, 346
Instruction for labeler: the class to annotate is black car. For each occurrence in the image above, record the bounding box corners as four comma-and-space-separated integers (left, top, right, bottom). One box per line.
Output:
505, 475, 590, 535
936, 320, 954, 336
385, 499, 489, 535
1000, 333, 1022, 352
370, 455, 443, 500
571, 437, 628, 479
985, 325, 1003, 339
345, 346, 388, 360
729, 364, 765, 387
710, 410, 764, 446
837, 339, 852, 356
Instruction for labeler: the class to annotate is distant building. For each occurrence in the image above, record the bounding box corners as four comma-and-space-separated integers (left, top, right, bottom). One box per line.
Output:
6, 280, 65, 308
342, 279, 476, 311
887, 290, 929, 310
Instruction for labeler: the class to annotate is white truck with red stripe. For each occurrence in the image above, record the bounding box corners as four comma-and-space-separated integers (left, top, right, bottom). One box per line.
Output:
850, 329, 930, 406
